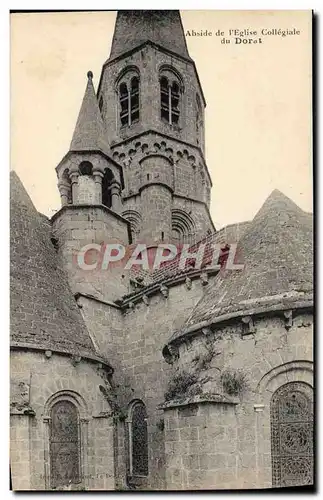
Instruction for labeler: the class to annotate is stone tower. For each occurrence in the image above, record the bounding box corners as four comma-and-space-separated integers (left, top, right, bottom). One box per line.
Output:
97, 10, 215, 246
52, 71, 131, 301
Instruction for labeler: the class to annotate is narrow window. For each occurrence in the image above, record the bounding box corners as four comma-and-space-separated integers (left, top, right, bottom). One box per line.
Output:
119, 83, 129, 127
130, 77, 140, 124
102, 168, 114, 208
160, 76, 169, 123
171, 82, 180, 125
50, 400, 80, 488
129, 401, 148, 477
271, 382, 313, 487
160, 77, 181, 126
119, 77, 140, 128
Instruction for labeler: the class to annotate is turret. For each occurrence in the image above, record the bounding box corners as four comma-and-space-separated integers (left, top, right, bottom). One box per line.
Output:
52, 71, 131, 301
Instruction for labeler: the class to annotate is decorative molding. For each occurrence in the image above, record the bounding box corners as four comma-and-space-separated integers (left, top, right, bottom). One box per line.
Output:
256, 360, 314, 395
158, 393, 239, 410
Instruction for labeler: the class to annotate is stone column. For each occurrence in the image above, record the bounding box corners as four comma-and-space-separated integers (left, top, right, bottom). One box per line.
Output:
57, 180, 71, 207
110, 180, 122, 213
69, 171, 79, 204
93, 170, 104, 204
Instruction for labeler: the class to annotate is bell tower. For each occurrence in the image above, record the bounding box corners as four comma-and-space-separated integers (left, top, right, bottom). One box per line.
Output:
97, 10, 215, 245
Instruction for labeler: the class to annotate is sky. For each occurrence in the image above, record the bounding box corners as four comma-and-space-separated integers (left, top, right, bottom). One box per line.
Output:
10, 10, 312, 229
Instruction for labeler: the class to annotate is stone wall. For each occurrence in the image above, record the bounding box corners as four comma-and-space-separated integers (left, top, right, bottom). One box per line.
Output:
162, 312, 313, 490
52, 205, 131, 301
10, 350, 116, 491
164, 401, 239, 490
99, 45, 205, 150
76, 275, 215, 490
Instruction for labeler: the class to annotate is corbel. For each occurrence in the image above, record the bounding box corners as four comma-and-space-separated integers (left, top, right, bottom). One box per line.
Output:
200, 271, 209, 286
185, 276, 192, 290
283, 310, 293, 330
142, 294, 149, 306
160, 284, 169, 298
241, 315, 255, 335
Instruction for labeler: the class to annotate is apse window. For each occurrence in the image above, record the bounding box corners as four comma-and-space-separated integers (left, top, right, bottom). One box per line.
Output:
129, 401, 148, 477
50, 400, 81, 488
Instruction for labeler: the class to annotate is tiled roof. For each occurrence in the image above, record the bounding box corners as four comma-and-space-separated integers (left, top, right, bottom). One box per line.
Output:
70, 72, 108, 154
10, 171, 108, 363
109, 10, 191, 61
167, 190, 313, 344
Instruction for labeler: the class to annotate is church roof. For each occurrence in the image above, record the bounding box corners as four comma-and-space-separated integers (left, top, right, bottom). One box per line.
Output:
109, 10, 191, 61
167, 190, 313, 345
70, 71, 108, 153
10, 171, 109, 365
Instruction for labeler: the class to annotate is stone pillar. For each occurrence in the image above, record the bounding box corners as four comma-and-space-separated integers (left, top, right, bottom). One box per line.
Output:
57, 180, 71, 207
93, 170, 104, 204
162, 398, 239, 490
69, 171, 79, 204
110, 180, 122, 213
10, 414, 32, 490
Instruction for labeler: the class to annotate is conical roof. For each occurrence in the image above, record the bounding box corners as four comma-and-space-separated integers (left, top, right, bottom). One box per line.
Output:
10, 171, 107, 363
109, 10, 191, 60
70, 71, 108, 153
168, 190, 313, 344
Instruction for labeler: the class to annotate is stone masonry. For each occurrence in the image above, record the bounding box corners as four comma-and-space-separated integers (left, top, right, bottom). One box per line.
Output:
10, 10, 313, 492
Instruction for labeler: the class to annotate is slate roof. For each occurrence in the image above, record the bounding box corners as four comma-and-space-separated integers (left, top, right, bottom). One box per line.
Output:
109, 10, 191, 61
70, 72, 109, 154
167, 190, 313, 344
10, 171, 108, 363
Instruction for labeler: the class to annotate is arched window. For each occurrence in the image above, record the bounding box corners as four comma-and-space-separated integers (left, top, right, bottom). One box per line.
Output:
172, 209, 195, 245
50, 400, 81, 488
271, 382, 313, 488
78, 161, 93, 176
122, 210, 142, 242
160, 76, 181, 125
128, 401, 148, 477
102, 168, 114, 208
119, 75, 140, 128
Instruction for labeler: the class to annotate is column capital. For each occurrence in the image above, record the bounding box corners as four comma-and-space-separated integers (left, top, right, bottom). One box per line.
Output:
110, 179, 121, 189
69, 171, 79, 184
